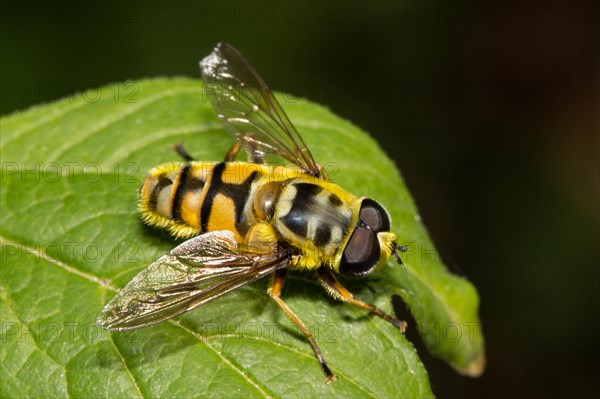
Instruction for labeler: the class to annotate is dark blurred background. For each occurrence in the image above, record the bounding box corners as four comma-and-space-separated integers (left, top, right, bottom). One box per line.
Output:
1, 1, 597, 397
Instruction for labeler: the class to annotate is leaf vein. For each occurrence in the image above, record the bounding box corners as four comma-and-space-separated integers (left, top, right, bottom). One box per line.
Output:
108, 333, 146, 398
211, 334, 378, 398
0, 100, 88, 149
46, 87, 200, 161
106, 123, 223, 165
0, 284, 64, 371
167, 320, 274, 399
0, 235, 115, 290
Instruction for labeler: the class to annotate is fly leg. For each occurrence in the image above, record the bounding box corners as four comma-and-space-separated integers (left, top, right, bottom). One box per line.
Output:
318, 268, 407, 333
224, 142, 242, 162
224, 135, 265, 163
268, 269, 336, 383
173, 143, 195, 162
316, 163, 329, 180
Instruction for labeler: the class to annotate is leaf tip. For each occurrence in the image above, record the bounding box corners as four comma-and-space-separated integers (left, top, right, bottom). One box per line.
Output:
458, 353, 486, 378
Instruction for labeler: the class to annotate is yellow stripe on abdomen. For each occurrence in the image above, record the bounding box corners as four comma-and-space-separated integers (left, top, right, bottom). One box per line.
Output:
206, 193, 241, 241
179, 190, 203, 229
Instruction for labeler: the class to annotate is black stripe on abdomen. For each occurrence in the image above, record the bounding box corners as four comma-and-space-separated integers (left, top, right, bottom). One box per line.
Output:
200, 163, 225, 232
200, 163, 257, 233
148, 174, 173, 211
171, 164, 190, 222
171, 164, 206, 223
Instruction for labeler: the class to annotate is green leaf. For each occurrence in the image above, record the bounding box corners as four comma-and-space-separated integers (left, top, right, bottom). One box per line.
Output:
1, 78, 484, 398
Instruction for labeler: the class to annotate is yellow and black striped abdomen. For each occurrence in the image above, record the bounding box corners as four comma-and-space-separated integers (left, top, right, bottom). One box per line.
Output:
139, 162, 213, 239
139, 162, 298, 242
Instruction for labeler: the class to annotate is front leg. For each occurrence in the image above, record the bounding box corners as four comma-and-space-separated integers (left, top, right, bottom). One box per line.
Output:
268, 269, 336, 383
318, 268, 407, 332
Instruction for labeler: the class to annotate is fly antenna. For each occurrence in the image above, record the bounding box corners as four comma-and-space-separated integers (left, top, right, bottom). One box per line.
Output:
392, 243, 408, 272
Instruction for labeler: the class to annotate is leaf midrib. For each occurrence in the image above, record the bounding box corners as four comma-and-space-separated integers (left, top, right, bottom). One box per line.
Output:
0, 232, 423, 397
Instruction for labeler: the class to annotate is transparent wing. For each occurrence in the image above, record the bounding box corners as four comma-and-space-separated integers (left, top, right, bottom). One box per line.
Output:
96, 230, 287, 331
200, 42, 321, 177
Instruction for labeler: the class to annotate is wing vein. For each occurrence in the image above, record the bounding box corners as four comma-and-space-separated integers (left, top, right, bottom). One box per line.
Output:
200, 42, 320, 176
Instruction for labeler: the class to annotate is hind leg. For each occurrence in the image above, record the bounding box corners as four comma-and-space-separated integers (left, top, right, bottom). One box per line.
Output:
173, 142, 195, 162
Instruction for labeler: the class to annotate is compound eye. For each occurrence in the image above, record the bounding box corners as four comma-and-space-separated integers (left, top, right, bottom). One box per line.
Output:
339, 228, 380, 277
359, 199, 390, 232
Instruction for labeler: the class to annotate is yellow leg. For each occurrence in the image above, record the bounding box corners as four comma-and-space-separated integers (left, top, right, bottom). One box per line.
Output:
225, 138, 265, 163
316, 163, 329, 180
224, 142, 242, 162
268, 269, 336, 383
318, 268, 407, 333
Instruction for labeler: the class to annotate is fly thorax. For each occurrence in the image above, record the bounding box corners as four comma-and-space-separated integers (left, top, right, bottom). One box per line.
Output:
252, 180, 282, 221
274, 182, 352, 259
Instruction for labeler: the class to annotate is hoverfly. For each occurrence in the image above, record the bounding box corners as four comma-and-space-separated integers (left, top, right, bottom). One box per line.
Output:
97, 43, 408, 383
